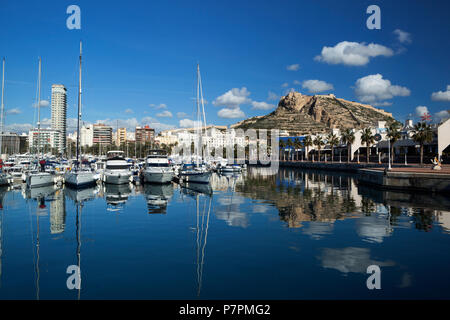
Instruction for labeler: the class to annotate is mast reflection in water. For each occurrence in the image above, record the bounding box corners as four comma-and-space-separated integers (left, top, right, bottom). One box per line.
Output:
0, 167, 448, 299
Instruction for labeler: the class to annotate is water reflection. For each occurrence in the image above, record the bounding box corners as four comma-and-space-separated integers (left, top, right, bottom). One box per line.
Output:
0, 167, 449, 299
143, 183, 174, 214
103, 183, 131, 211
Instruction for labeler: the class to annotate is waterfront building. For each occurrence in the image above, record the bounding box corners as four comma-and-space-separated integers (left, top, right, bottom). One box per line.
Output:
51, 84, 67, 153
28, 128, 61, 153
93, 123, 112, 145
135, 125, 155, 144
116, 127, 127, 146
80, 124, 94, 147
0, 132, 22, 155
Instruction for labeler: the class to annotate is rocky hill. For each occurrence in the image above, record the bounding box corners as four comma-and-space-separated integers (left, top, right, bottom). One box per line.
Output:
231, 91, 394, 134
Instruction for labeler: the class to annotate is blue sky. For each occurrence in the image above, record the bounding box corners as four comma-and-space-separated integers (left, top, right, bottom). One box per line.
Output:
0, 0, 449, 133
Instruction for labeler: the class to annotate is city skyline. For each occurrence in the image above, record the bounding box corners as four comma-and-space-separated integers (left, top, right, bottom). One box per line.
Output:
0, 1, 449, 135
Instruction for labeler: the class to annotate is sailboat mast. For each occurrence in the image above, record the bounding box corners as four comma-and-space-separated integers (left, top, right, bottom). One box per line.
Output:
198, 65, 208, 160
37, 57, 42, 158
196, 64, 200, 166
76, 41, 82, 170
0, 58, 5, 157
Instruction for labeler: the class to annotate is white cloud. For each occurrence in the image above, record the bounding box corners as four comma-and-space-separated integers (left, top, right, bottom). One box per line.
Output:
315, 41, 394, 66
286, 64, 300, 71
433, 110, 450, 123
354, 74, 410, 105
267, 91, 278, 101
150, 103, 167, 109
156, 110, 173, 118
415, 106, 429, 117
393, 29, 412, 44
217, 107, 245, 119
5, 123, 33, 133
251, 101, 275, 110
179, 118, 202, 128
33, 100, 50, 108
431, 85, 450, 102
281, 82, 289, 88
124, 108, 133, 114
415, 106, 450, 123
176, 112, 189, 118
283, 88, 296, 95
302, 80, 334, 94
6, 108, 21, 115
96, 117, 174, 132
213, 87, 251, 108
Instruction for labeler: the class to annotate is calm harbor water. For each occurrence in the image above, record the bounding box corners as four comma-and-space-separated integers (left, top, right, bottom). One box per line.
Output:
0, 167, 449, 299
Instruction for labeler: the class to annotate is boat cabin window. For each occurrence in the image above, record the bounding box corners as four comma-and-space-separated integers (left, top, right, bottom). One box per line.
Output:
106, 164, 129, 170
147, 162, 169, 167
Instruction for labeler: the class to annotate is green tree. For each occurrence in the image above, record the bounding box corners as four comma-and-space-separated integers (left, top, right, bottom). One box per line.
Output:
313, 136, 325, 161
303, 135, 313, 161
294, 138, 302, 160
326, 133, 339, 163
386, 122, 401, 164
279, 140, 286, 161
412, 122, 434, 166
361, 127, 375, 164
286, 138, 293, 161
341, 129, 355, 163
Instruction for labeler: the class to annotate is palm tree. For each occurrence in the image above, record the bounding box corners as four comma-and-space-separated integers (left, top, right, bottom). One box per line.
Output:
386, 122, 401, 164
341, 129, 355, 163
303, 135, 313, 160
327, 133, 339, 163
279, 140, 286, 161
293, 138, 301, 160
286, 138, 293, 161
313, 136, 325, 161
361, 127, 375, 164
412, 122, 434, 166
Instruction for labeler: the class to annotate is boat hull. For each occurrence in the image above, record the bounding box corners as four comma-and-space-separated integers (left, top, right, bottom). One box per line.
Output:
143, 170, 174, 184
103, 171, 132, 184
180, 170, 211, 184
65, 171, 97, 189
26, 173, 54, 188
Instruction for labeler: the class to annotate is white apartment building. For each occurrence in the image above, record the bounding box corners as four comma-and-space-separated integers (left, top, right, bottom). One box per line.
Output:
29, 128, 61, 152
161, 125, 246, 151
80, 124, 94, 147
51, 84, 67, 153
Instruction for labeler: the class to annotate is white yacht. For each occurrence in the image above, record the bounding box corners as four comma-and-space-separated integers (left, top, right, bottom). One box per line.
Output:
103, 150, 132, 184
64, 41, 96, 189
26, 170, 55, 188
143, 149, 174, 184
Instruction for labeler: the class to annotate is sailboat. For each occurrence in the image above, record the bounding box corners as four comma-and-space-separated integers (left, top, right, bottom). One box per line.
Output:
0, 58, 13, 186
179, 64, 211, 184
26, 57, 55, 188
65, 41, 96, 188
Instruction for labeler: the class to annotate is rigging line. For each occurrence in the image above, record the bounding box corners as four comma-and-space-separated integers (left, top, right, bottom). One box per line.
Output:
27, 196, 36, 290
195, 194, 200, 290
198, 194, 212, 296
35, 199, 40, 300
77, 201, 82, 300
